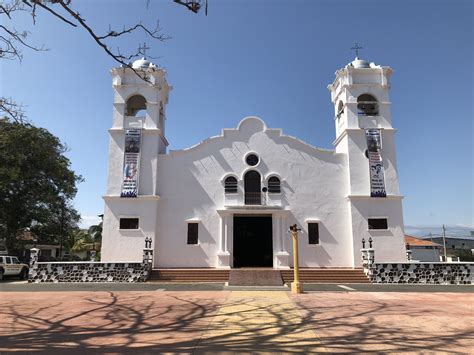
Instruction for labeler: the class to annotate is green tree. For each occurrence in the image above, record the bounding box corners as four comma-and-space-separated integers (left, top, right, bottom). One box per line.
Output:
0, 119, 83, 251
88, 221, 103, 245
70, 229, 101, 261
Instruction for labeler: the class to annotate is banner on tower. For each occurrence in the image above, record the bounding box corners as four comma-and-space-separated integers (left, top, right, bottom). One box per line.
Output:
121, 129, 142, 197
365, 129, 386, 198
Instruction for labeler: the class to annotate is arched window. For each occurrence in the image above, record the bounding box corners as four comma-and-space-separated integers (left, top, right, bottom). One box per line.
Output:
357, 94, 378, 116
125, 95, 147, 117
337, 101, 344, 119
159, 102, 165, 132
268, 176, 281, 193
244, 170, 261, 205
224, 176, 238, 193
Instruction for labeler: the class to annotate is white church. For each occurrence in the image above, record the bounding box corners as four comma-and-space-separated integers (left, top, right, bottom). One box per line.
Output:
101, 56, 407, 269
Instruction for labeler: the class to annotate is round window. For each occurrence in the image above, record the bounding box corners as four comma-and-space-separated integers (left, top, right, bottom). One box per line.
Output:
245, 153, 259, 166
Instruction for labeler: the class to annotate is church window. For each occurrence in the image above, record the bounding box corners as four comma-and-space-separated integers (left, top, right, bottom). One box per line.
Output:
245, 153, 259, 166
159, 102, 165, 131
268, 176, 281, 193
308, 223, 319, 244
187, 223, 199, 245
224, 176, 238, 193
125, 95, 147, 117
337, 101, 344, 119
244, 170, 262, 205
120, 218, 139, 230
357, 94, 379, 116
368, 218, 388, 230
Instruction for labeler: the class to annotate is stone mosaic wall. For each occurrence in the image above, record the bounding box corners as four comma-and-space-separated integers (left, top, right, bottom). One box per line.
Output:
369, 263, 473, 285
28, 262, 150, 283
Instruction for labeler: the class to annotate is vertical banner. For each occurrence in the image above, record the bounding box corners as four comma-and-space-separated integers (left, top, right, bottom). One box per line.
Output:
121, 129, 142, 197
365, 129, 386, 198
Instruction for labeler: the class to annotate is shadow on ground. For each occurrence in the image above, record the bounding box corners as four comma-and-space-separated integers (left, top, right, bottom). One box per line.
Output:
0, 291, 472, 353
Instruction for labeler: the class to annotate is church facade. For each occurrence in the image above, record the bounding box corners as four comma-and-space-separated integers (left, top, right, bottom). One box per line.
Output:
101, 57, 407, 268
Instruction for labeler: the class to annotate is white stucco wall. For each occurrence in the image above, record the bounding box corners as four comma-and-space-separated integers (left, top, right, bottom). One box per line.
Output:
348, 197, 407, 264
101, 59, 408, 268
154, 117, 353, 267
101, 197, 158, 262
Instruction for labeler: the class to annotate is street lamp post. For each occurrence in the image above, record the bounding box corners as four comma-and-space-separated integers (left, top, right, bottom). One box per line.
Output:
289, 224, 303, 294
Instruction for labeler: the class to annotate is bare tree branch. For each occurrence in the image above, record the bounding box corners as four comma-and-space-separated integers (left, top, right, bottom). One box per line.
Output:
54, 0, 160, 81
97, 22, 168, 41
0, 1, 46, 62
173, 0, 201, 14
30, 1, 77, 27
0, 0, 202, 122
0, 98, 27, 123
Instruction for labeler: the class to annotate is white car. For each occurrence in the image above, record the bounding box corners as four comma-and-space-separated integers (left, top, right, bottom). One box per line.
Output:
0, 256, 29, 280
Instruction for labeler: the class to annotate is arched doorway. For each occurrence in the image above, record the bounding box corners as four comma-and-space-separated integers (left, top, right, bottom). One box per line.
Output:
244, 170, 261, 205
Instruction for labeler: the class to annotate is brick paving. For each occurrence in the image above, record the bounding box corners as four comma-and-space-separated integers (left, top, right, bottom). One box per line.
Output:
196, 291, 325, 353
0, 290, 472, 353
292, 292, 474, 353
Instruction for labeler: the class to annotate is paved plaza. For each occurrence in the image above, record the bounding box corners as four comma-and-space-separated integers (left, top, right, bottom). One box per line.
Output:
0, 287, 473, 353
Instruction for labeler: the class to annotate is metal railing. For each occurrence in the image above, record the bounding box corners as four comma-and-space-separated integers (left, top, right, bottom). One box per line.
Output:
244, 192, 262, 205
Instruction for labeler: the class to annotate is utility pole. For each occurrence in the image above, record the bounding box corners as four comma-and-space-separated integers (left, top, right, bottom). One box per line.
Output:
289, 224, 303, 294
442, 224, 447, 262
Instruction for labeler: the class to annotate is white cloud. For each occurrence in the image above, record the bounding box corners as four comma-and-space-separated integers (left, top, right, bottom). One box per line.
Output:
79, 215, 102, 229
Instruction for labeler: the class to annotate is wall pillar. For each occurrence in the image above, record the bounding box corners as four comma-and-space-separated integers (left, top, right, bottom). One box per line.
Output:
28, 248, 40, 283
274, 213, 290, 269
361, 248, 375, 275
217, 213, 231, 268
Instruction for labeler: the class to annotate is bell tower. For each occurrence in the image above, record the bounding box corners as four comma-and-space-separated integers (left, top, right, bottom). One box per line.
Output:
101, 58, 172, 262
328, 55, 406, 265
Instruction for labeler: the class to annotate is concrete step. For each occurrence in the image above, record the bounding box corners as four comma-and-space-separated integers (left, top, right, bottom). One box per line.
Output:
224, 285, 289, 291
281, 268, 370, 284
228, 269, 283, 286
148, 268, 370, 284
149, 269, 230, 282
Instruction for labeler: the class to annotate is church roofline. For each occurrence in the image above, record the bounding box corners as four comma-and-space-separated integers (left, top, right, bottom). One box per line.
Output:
166, 116, 338, 157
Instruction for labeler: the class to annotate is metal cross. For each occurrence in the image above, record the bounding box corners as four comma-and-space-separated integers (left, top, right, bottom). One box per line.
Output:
351, 43, 363, 57
139, 42, 150, 57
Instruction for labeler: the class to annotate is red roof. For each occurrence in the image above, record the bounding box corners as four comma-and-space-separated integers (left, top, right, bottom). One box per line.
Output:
16, 230, 38, 242
405, 235, 442, 248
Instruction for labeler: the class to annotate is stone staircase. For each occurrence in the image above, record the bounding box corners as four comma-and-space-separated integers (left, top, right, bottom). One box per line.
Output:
228, 269, 283, 286
280, 268, 370, 284
149, 268, 230, 282
148, 268, 370, 284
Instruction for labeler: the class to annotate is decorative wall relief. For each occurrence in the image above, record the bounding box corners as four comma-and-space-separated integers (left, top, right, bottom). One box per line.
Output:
28, 262, 149, 283
369, 263, 473, 285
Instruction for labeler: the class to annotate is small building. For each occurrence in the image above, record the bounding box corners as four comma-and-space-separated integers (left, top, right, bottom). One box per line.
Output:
16, 230, 62, 262
424, 234, 474, 262
405, 235, 442, 262
427, 235, 474, 251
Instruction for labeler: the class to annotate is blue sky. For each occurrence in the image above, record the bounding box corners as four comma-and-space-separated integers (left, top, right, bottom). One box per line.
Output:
1, 0, 473, 234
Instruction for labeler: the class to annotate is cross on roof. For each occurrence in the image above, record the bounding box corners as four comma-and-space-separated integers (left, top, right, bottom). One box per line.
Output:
138, 42, 150, 57
350, 43, 363, 58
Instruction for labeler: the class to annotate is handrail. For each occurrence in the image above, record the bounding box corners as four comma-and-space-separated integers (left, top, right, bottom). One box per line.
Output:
244, 192, 262, 205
